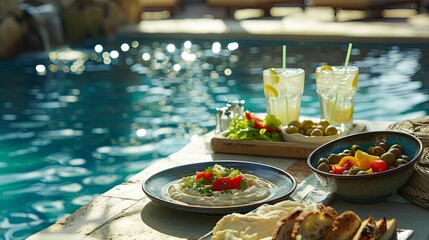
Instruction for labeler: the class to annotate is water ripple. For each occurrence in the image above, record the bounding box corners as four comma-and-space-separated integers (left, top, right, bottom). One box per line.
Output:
0, 132, 35, 141
0, 166, 92, 185
96, 144, 155, 157
82, 174, 122, 185
39, 129, 83, 139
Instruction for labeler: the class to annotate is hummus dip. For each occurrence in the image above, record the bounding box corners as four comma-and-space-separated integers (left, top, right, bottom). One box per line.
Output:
167, 173, 272, 206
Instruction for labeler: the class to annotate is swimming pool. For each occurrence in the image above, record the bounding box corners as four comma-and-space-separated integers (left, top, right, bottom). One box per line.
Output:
0, 37, 428, 239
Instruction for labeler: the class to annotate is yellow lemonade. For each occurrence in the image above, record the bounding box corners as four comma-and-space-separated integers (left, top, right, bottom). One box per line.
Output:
263, 68, 305, 125
316, 66, 359, 132
320, 96, 354, 124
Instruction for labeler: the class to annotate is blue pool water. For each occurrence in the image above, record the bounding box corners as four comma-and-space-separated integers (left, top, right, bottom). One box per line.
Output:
0, 37, 428, 239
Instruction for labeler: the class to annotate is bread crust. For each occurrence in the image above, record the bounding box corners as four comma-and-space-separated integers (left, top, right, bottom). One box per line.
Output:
289, 205, 337, 240
271, 204, 398, 240
325, 210, 362, 240
352, 216, 377, 240
379, 218, 397, 240
375, 218, 387, 240
272, 209, 303, 240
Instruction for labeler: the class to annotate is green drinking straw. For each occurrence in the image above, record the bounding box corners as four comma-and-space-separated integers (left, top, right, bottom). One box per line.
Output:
282, 45, 287, 70
344, 43, 353, 70
282, 45, 289, 123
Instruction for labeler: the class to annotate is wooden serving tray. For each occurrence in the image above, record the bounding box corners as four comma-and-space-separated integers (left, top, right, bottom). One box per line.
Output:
211, 122, 366, 159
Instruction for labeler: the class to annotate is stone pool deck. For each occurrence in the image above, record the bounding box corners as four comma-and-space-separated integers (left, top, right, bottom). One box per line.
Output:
28, 120, 429, 239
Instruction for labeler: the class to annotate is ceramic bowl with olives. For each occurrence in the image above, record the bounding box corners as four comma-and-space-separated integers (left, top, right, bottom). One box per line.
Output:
307, 131, 423, 204
281, 119, 345, 144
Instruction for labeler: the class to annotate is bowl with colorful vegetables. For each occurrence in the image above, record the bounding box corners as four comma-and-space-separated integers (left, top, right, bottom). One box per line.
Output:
307, 131, 423, 203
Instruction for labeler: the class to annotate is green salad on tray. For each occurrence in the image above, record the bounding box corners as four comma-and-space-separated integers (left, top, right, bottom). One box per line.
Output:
223, 111, 283, 141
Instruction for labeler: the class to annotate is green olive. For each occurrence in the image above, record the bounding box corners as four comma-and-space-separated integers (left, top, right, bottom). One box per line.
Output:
350, 144, 361, 155
301, 119, 314, 131
388, 148, 402, 158
317, 158, 329, 166
318, 119, 330, 129
401, 155, 410, 162
395, 158, 408, 167
310, 128, 324, 136
349, 166, 363, 175
305, 127, 314, 136
378, 142, 389, 151
390, 144, 403, 151
343, 149, 352, 156
371, 146, 386, 157
325, 125, 338, 136
357, 170, 369, 175
380, 152, 396, 166
367, 146, 374, 154
288, 120, 301, 130
327, 153, 342, 164
317, 162, 330, 172
315, 125, 325, 134
285, 125, 299, 134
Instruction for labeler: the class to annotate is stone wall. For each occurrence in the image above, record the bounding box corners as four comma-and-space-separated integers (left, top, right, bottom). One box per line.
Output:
0, 1, 23, 59
0, 0, 141, 59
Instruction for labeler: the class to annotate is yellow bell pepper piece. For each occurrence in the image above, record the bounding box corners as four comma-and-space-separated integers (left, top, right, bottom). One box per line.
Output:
353, 150, 379, 170
355, 149, 380, 162
214, 170, 223, 179
355, 158, 370, 170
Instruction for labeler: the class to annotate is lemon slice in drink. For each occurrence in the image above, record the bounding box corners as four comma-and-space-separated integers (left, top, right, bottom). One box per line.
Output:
316, 65, 333, 79
267, 68, 280, 84
320, 65, 333, 71
268, 68, 277, 75
264, 84, 278, 97
352, 73, 358, 88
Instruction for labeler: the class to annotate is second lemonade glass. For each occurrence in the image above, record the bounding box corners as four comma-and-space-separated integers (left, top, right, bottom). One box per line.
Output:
263, 68, 305, 125
316, 65, 359, 132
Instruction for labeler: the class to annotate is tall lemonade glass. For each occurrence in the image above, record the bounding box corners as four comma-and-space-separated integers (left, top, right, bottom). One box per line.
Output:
263, 68, 305, 125
316, 65, 359, 133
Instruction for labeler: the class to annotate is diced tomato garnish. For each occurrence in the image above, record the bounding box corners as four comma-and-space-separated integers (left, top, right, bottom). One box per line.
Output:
195, 171, 213, 182
332, 164, 346, 174
229, 175, 244, 189
370, 160, 389, 172
342, 159, 354, 170
244, 111, 280, 133
212, 177, 232, 191
244, 111, 255, 120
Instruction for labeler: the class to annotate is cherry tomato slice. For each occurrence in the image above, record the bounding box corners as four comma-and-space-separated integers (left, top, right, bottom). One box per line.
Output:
370, 160, 389, 172
342, 159, 354, 170
332, 164, 346, 174
195, 171, 212, 182
230, 175, 244, 189
244, 111, 280, 133
212, 177, 232, 191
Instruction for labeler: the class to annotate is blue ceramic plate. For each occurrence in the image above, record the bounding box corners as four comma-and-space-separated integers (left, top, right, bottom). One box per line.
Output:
142, 160, 297, 215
